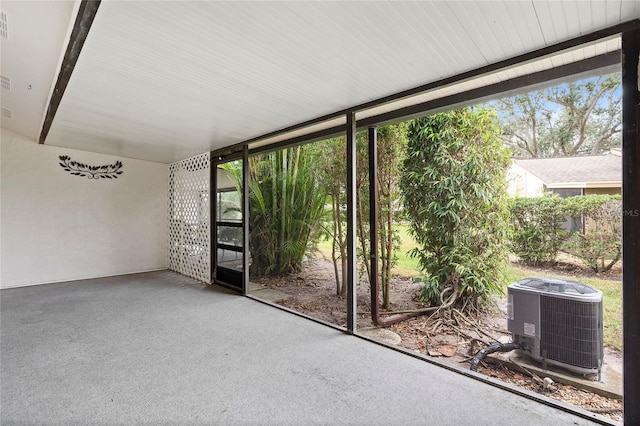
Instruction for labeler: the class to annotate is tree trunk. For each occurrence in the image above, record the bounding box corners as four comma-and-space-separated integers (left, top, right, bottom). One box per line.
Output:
356, 191, 371, 284
336, 196, 347, 297
382, 207, 393, 309
331, 195, 341, 296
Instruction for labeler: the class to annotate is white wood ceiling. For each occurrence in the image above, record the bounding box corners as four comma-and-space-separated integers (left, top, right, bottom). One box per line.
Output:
0, 1, 77, 142
3, 1, 640, 163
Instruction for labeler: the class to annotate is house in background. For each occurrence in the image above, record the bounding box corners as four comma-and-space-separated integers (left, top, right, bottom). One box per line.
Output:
508, 149, 622, 198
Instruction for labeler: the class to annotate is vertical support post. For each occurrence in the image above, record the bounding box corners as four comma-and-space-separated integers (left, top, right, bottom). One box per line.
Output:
622, 28, 640, 424
242, 145, 250, 296
210, 153, 217, 284
368, 127, 380, 326
346, 112, 357, 332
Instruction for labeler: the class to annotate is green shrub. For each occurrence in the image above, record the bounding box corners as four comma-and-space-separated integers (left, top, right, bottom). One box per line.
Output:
563, 195, 621, 272
564, 232, 621, 272
510, 196, 569, 265
401, 108, 511, 308
509, 194, 622, 272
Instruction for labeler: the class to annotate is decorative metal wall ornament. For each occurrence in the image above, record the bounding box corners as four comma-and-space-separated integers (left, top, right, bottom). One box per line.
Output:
58, 155, 123, 179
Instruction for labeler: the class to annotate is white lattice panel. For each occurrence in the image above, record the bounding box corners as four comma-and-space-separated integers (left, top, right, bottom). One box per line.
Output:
168, 152, 211, 283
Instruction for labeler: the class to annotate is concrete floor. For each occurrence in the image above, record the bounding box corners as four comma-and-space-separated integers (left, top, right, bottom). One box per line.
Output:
1, 270, 606, 425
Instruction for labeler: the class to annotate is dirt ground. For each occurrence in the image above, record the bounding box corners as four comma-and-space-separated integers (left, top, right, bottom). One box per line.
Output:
251, 257, 623, 422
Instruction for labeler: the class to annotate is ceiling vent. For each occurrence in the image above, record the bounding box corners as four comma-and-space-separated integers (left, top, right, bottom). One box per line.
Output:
0, 12, 8, 40
1, 74, 10, 91
1, 107, 12, 118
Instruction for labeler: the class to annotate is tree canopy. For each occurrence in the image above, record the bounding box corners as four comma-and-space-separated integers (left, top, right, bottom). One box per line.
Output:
495, 73, 621, 158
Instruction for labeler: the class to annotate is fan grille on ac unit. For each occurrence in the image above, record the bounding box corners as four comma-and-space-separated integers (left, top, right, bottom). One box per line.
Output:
540, 296, 603, 369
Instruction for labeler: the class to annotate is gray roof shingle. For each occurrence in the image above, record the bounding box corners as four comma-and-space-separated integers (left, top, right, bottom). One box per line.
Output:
513, 152, 621, 185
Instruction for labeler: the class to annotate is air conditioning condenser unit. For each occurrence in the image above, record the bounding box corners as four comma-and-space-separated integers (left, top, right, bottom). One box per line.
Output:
507, 277, 604, 376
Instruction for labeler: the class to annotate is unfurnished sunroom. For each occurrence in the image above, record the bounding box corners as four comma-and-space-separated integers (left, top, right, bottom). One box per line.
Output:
1, 1, 639, 424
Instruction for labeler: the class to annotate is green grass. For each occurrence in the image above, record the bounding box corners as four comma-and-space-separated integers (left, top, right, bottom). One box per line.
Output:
314, 223, 622, 351
315, 237, 332, 260
314, 224, 419, 277
580, 276, 622, 350
393, 224, 420, 278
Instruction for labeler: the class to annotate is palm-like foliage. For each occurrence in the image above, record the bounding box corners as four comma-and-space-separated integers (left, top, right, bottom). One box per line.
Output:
226, 145, 326, 277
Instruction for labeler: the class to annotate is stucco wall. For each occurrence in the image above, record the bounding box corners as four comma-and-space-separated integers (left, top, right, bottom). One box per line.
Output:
0, 129, 168, 288
507, 163, 546, 197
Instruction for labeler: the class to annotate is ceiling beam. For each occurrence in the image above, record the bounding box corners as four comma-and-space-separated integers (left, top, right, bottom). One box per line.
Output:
357, 50, 621, 128
247, 125, 345, 156
241, 19, 640, 149
245, 50, 620, 153
38, 0, 101, 144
